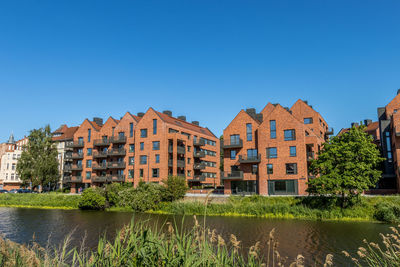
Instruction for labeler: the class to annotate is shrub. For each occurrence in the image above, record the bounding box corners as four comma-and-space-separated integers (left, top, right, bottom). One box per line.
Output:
129, 183, 164, 212
78, 188, 106, 210
104, 183, 126, 207
162, 176, 188, 202
373, 202, 400, 223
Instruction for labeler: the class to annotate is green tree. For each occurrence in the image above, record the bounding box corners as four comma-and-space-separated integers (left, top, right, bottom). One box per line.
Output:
307, 125, 384, 207
16, 125, 59, 191
162, 175, 188, 201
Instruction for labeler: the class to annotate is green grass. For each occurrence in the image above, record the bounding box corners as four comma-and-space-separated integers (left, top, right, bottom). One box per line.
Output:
0, 193, 80, 209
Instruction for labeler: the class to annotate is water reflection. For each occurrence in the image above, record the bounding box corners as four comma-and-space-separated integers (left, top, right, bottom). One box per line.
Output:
0, 208, 391, 265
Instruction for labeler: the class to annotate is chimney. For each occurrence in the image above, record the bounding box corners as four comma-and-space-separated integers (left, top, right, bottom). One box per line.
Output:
177, 116, 186, 122
304, 100, 308, 105
191, 121, 199, 126
364, 119, 372, 126
397, 89, 400, 95
255, 113, 263, 122
163, 110, 172, 117
137, 112, 144, 117
93, 117, 103, 126
351, 122, 359, 128
246, 108, 256, 116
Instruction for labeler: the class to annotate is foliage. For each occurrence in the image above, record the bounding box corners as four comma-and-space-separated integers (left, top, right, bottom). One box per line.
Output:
373, 201, 400, 223
127, 183, 165, 212
16, 125, 60, 190
104, 183, 127, 206
78, 188, 106, 210
162, 176, 188, 202
0, 193, 80, 209
307, 126, 384, 207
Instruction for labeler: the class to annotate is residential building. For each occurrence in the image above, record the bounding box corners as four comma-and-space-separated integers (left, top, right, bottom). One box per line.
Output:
0, 134, 28, 190
222, 100, 332, 195
67, 110, 220, 192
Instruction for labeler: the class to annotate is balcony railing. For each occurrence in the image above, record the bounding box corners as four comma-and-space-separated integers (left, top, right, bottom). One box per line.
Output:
107, 162, 126, 169
177, 146, 186, 154
92, 163, 107, 170
91, 175, 108, 183
71, 152, 84, 159
193, 162, 206, 170
238, 154, 261, 164
193, 139, 205, 146
110, 136, 127, 144
67, 141, 84, 148
188, 174, 206, 182
177, 159, 185, 168
93, 138, 110, 146
64, 153, 73, 160
193, 151, 205, 158
64, 165, 72, 173
307, 152, 315, 161
71, 165, 83, 171
93, 151, 108, 158
70, 176, 83, 183
222, 139, 243, 149
221, 171, 244, 180
108, 175, 125, 182
107, 148, 126, 156
63, 176, 71, 182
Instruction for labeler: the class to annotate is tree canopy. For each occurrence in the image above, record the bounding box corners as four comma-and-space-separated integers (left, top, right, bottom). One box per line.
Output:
307, 125, 384, 205
16, 125, 59, 190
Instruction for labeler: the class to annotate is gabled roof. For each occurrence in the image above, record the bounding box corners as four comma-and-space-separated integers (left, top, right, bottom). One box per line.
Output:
290, 99, 328, 125
52, 125, 79, 141
152, 109, 217, 138
223, 109, 261, 133
87, 120, 102, 131
123, 112, 141, 122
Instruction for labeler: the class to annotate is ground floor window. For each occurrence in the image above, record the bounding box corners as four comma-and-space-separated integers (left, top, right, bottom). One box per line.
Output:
268, 179, 298, 195
231, 180, 258, 195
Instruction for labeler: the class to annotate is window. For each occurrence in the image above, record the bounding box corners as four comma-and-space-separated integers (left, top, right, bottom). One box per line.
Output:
152, 168, 159, 178
230, 134, 240, 145
252, 164, 258, 175
246, 123, 252, 141
140, 155, 147, 164
230, 150, 236, 160
187, 170, 191, 177
130, 123, 134, 137
112, 127, 115, 136
156, 154, 160, 163
304, 118, 313, 124
11, 163, 15, 170
88, 129, 91, 142
78, 137, 84, 144
290, 146, 297, 157
140, 142, 144, 150
247, 149, 258, 158
129, 157, 135, 165
386, 132, 393, 162
267, 147, 277, 158
86, 160, 92, 168
140, 129, 148, 138
270, 120, 276, 139
286, 163, 297, 174
128, 170, 134, 178
140, 169, 144, 178
284, 129, 296, 141
153, 119, 157, 135
152, 141, 160, 150
87, 148, 92, 156
187, 146, 191, 152
118, 132, 125, 138
305, 131, 310, 136
187, 157, 191, 164
267, 164, 273, 174
86, 171, 91, 178
129, 144, 135, 152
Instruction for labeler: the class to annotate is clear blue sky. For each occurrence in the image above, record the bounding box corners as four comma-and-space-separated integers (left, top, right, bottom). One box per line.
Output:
1, 1, 399, 141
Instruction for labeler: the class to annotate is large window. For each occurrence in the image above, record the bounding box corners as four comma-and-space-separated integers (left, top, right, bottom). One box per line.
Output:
266, 147, 277, 158
230, 150, 236, 160
152, 168, 159, 178
152, 141, 160, 150
268, 180, 297, 195
153, 119, 157, 135
140, 155, 147, 165
129, 144, 135, 152
246, 123, 252, 141
286, 163, 297, 174
140, 169, 143, 178
86, 171, 91, 179
386, 132, 393, 162
129, 157, 134, 165
304, 118, 313, 124
290, 146, 297, 157
130, 123, 134, 137
140, 129, 148, 138
128, 170, 134, 178
247, 149, 258, 158
87, 148, 92, 156
118, 132, 125, 138
230, 134, 240, 145
86, 160, 92, 168
88, 129, 91, 142
78, 137, 84, 144
270, 120, 276, 139
284, 129, 296, 141
140, 142, 144, 150
267, 164, 273, 174
155, 154, 160, 163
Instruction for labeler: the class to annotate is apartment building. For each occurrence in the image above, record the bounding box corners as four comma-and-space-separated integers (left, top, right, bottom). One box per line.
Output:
222, 100, 332, 195
67, 109, 220, 192
0, 134, 28, 190
52, 125, 79, 188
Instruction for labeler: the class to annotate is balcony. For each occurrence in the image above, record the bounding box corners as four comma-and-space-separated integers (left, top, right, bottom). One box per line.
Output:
70, 176, 83, 183
222, 139, 243, 149
193, 162, 206, 170
64, 153, 73, 161
307, 152, 315, 161
110, 136, 127, 144
108, 175, 125, 182
108, 148, 126, 157
63, 176, 71, 183
221, 171, 244, 180
67, 141, 84, 148
193, 139, 205, 146
177, 146, 186, 154
63, 165, 72, 173
91, 175, 108, 183
93, 138, 110, 146
92, 163, 107, 170
188, 174, 206, 182
71, 165, 83, 171
193, 151, 205, 158
238, 154, 261, 164
93, 151, 108, 158
107, 162, 126, 169
168, 159, 185, 168
326, 128, 334, 136
71, 152, 84, 159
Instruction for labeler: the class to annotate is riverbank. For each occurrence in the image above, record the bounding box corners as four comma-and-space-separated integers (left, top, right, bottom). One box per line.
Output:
0, 193, 80, 209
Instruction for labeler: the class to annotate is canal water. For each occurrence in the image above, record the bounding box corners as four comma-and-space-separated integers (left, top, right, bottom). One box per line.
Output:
0, 207, 391, 266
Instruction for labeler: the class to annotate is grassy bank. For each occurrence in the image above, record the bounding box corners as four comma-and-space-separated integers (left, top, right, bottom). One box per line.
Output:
0, 193, 80, 209
152, 195, 400, 222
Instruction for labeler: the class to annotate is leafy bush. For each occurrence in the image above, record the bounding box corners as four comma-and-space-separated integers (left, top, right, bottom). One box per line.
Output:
104, 183, 127, 207
128, 183, 165, 212
78, 188, 106, 210
162, 176, 188, 202
373, 202, 400, 223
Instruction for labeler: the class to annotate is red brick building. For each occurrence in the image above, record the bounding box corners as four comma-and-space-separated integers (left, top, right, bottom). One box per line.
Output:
66, 109, 219, 192
222, 100, 332, 195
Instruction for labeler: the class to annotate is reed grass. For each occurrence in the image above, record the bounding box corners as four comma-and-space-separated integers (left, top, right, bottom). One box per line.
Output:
0, 193, 80, 209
